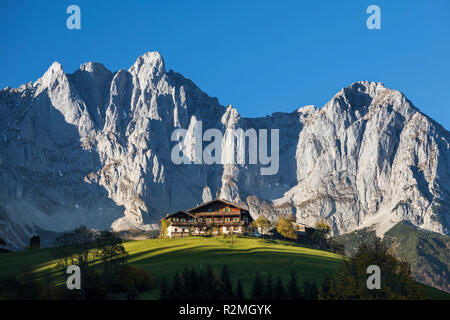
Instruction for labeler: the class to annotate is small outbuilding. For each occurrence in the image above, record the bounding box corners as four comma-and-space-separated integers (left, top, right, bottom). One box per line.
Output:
29, 235, 40, 249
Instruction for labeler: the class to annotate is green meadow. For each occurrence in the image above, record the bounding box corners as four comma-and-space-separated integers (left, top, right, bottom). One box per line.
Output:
0, 236, 447, 299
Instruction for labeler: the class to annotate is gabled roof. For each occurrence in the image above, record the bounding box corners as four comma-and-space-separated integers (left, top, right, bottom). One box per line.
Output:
187, 198, 247, 213
162, 210, 196, 220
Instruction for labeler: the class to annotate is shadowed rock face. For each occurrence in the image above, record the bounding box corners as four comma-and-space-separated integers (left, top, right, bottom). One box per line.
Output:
0, 52, 449, 249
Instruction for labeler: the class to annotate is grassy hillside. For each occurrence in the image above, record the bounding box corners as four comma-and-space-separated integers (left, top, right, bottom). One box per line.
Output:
0, 236, 448, 299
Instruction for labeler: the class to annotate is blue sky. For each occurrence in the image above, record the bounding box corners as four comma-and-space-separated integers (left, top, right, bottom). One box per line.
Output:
1, 0, 449, 129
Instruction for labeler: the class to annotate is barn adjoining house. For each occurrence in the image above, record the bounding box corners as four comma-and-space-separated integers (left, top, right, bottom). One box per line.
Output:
292, 222, 315, 241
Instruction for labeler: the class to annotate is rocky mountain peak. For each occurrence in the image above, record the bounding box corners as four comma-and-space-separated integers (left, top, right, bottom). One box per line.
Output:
78, 62, 112, 80
47, 61, 64, 74
328, 81, 386, 109
221, 105, 241, 128
33, 61, 66, 91
129, 51, 165, 81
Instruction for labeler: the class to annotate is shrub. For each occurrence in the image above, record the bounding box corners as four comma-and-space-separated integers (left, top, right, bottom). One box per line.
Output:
319, 238, 427, 300
117, 265, 153, 292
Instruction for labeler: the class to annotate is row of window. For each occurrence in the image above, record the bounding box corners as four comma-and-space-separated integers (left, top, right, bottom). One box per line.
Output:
171, 217, 241, 222
171, 218, 191, 222
205, 207, 236, 212
172, 226, 240, 232
205, 217, 240, 222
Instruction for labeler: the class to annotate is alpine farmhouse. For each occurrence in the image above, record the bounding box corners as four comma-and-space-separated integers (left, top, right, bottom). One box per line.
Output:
164, 199, 254, 238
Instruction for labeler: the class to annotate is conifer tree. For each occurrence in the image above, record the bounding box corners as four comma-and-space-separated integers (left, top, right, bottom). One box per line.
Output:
263, 273, 274, 300
286, 270, 301, 300
302, 280, 318, 300
221, 264, 233, 299
250, 273, 265, 300
159, 276, 169, 300
169, 272, 182, 300
181, 267, 198, 299
234, 279, 246, 300
188, 267, 199, 299
318, 276, 333, 300
203, 264, 222, 300
274, 277, 285, 300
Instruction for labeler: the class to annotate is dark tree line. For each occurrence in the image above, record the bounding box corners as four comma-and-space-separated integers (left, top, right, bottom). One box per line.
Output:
160, 264, 233, 300
249, 270, 319, 300
159, 265, 319, 300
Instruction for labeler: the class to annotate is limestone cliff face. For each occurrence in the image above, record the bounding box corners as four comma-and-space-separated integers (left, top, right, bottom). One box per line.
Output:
0, 52, 448, 249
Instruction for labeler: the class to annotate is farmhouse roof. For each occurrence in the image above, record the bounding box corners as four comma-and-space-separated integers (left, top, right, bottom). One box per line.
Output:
187, 198, 247, 213
162, 210, 195, 220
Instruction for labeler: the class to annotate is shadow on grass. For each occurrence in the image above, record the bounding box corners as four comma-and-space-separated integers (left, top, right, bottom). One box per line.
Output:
126, 244, 344, 284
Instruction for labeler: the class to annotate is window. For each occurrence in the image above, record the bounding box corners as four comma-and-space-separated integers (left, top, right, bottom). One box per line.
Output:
225, 217, 230, 222
233, 217, 239, 222
207, 218, 212, 222
174, 228, 177, 232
